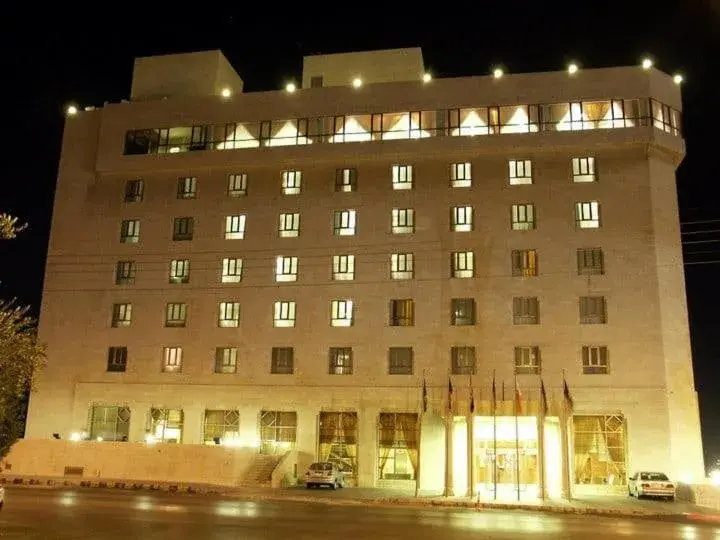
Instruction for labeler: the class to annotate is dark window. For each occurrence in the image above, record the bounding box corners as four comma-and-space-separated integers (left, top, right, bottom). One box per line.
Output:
173, 217, 194, 241
107, 347, 128, 372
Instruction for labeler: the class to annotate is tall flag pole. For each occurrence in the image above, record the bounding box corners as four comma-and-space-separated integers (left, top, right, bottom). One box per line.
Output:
416, 369, 427, 498
467, 374, 475, 499
448, 377, 454, 414
562, 369, 574, 500
514, 375, 522, 502
492, 370, 497, 501
538, 376, 548, 500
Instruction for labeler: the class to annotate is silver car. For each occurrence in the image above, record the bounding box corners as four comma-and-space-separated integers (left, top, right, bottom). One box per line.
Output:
305, 461, 345, 489
628, 471, 676, 501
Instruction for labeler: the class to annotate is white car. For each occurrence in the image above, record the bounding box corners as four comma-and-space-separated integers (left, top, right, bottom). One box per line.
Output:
304, 461, 345, 489
0, 484, 4, 510
628, 471, 676, 501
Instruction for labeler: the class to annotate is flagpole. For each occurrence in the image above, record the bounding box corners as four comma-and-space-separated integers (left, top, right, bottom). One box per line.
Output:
467, 374, 475, 498
514, 375, 521, 502
561, 369, 573, 501
444, 376, 454, 497
538, 377, 547, 500
492, 370, 497, 501
415, 369, 426, 498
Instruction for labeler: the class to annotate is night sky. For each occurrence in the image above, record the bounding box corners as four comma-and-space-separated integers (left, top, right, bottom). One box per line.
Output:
1, 5, 718, 464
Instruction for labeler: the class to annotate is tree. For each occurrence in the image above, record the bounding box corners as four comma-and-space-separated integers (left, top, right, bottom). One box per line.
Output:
0, 213, 45, 460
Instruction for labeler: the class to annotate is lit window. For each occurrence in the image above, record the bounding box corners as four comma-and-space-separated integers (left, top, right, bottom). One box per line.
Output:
274, 301, 296, 328
509, 159, 532, 185
333, 210, 356, 235
162, 347, 183, 373
221, 257, 243, 283
391, 208, 415, 234
228, 173, 248, 196
332, 254, 355, 281
451, 163, 472, 188
148, 408, 183, 443
111, 303, 132, 328
451, 206, 473, 232
576, 201, 601, 228
124, 179, 144, 202
279, 213, 300, 237
515, 346, 540, 375
331, 300, 354, 327
169, 259, 190, 284
120, 220, 140, 243
572, 157, 596, 183
451, 346, 476, 375
451, 298, 475, 326
391, 253, 414, 280
392, 165, 413, 190
215, 348, 238, 374
451, 251, 474, 278
511, 204, 536, 230
218, 301, 241, 327
582, 346, 609, 374
329, 347, 353, 375
511, 249, 537, 277
172, 217, 194, 241
165, 303, 187, 327
282, 170, 302, 195
513, 297, 539, 325
335, 168, 357, 192
224, 215, 246, 239
389, 299, 414, 326
275, 256, 298, 282
177, 176, 197, 199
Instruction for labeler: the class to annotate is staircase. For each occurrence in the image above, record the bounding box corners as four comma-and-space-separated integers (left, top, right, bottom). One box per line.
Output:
239, 454, 284, 487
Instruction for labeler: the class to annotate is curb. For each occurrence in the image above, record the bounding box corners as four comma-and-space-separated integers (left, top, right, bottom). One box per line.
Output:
0, 477, 225, 495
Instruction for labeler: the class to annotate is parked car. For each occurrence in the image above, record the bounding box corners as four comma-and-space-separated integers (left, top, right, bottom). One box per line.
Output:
305, 461, 345, 489
628, 471, 676, 501
0, 484, 4, 510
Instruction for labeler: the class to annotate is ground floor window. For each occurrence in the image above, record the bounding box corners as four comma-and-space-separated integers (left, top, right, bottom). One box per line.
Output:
203, 410, 240, 445
89, 405, 130, 441
147, 408, 183, 443
260, 410, 297, 454
573, 414, 626, 485
319, 411, 358, 478
378, 413, 418, 480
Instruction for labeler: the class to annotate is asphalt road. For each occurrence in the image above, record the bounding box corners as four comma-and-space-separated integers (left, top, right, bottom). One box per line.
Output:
1, 488, 719, 539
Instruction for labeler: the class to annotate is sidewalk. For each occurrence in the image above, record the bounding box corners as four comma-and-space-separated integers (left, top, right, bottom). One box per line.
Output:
3, 475, 720, 523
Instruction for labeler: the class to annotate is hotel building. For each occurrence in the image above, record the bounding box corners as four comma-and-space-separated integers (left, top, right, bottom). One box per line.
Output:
22, 47, 703, 497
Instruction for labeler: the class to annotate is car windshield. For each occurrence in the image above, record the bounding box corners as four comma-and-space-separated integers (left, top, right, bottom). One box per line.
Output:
640, 472, 669, 481
309, 462, 332, 472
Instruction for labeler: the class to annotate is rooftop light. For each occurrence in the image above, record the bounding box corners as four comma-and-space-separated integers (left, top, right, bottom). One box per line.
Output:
285, 82, 296, 93
673, 73, 684, 85
352, 77, 363, 88
492, 67, 504, 79
66, 105, 78, 116
422, 73, 432, 83
568, 63, 579, 75
221, 87, 232, 98
641, 58, 653, 70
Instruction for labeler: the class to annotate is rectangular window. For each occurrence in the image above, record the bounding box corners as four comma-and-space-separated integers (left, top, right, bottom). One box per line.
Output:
577, 248, 604, 275
224, 215, 246, 239
162, 347, 183, 373
89, 405, 130, 441
177, 176, 197, 199
514, 346, 541, 375
451, 298, 476, 326
124, 179, 144, 202
388, 347, 413, 375
451, 162, 472, 188
329, 347, 353, 375
389, 299, 414, 326
378, 413, 418, 481
203, 410, 240, 444
580, 296, 607, 324
511, 204, 536, 230
451, 206, 473, 232
310, 76, 324, 88
392, 208, 415, 234
165, 303, 187, 327
115, 261, 136, 285
172, 217, 194, 241
573, 415, 625, 484
111, 303, 132, 328
509, 159, 532, 185
332, 255, 355, 281
218, 301, 241, 327
107, 347, 128, 372
392, 164, 413, 190
513, 297, 539, 325
572, 157, 596, 182
274, 301, 296, 327
331, 299, 354, 327
148, 408, 183, 443
582, 346, 609, 374
275, 256, 298, 282
279, 213, 300, 237
215, 347, 238, 374
282, 170, 302, 195
221, 257, 243, 283
227, 173, 248, 197
169, 259, 190, 283
576, 201, 601, 228
391, 253, 414, 280
451, 251, 474, 278
333, 210, 356, 235
120, 220, 140, 243
260, 410, 297, 451
511, 249, 538, 277
451, 346, 476, 375
271, 347, 294, 374
335, 168, 357, 192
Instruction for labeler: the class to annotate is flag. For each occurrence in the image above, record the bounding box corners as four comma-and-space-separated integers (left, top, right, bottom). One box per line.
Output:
563, 374, 574, 412
469, 375, 475, 414
422, 376, 428, 413
514, 377, 523, 415
540, 378, 548, 416
448, 378, 454, 413
491, 372, 497, 414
